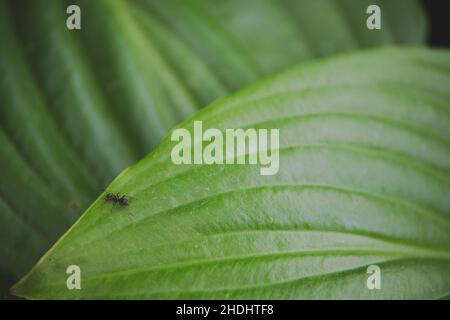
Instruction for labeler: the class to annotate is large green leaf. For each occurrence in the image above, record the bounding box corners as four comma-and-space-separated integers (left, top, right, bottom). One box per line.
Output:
1, 0, 429, 298
12, 47, 450, 299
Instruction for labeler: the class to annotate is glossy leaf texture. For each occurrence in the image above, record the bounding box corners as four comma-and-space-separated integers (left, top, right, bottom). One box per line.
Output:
0, 0, 428, 298
12, 47, 450, 299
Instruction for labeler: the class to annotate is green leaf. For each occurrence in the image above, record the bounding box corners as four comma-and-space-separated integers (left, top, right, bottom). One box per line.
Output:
136, 0, 428, 89
1, 0, 429, 296
72, 0, 201, 152
0, 2, 98, 205
9, 0, 139, 187
13, 47, 450, 299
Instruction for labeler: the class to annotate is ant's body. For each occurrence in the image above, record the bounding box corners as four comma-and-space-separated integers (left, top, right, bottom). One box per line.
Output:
105, 193, 129, 206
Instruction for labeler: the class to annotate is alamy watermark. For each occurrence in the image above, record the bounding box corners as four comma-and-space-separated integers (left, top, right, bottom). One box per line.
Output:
367, 4, 381, 30
366, 265, 381, 290
66, 4, 81, 30
66, 265, 81, 290
170, 121, 279, 176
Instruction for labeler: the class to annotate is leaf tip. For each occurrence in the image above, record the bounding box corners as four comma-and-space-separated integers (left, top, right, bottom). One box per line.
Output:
8, 284, 18, 297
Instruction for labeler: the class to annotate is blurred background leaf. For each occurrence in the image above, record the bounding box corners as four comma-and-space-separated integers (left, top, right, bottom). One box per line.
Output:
0, 0, 428, 298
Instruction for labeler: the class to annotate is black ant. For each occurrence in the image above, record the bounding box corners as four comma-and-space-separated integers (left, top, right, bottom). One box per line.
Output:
105, 193, 129, 206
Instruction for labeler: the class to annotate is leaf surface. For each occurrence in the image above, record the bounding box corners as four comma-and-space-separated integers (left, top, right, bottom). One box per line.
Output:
13, 48, 450, 299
